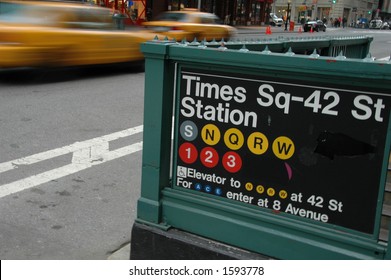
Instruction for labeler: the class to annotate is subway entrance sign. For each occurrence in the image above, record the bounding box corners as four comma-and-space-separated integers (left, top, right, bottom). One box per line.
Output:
174, 68, 389, 235
133, 37, 391, 259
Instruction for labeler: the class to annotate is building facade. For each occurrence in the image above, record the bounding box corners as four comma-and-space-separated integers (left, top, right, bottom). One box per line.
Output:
379, 0, 391, 19
88, 0, 389, 25
148, 0, 390, 25
272, 0, 380, 25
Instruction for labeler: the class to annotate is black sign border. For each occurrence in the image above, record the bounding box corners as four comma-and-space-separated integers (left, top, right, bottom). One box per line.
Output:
171, 63, 391, 239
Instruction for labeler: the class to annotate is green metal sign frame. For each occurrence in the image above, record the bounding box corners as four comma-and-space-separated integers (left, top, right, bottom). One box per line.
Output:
136, 38, 391, 259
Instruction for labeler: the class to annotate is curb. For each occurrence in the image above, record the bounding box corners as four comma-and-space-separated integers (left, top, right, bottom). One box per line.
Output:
107, 244, 130, 260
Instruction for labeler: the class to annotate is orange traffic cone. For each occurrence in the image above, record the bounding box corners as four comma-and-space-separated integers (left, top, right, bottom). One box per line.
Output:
310, 26, 314, 33
298, 26, 302, 33
266, 26, 272, 35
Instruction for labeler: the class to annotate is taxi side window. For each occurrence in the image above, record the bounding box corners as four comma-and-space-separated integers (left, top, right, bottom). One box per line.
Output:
0, 2, 50, 24
62, 8, 113, 30
0, 2, 16, 14
200, 14, 220, 24
0, 1, 114, 30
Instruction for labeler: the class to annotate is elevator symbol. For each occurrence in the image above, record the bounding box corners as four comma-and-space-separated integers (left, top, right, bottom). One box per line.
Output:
177, 166, 187, 178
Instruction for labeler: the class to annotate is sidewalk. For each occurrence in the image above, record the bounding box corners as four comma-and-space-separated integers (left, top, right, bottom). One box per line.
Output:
236, 24, 302, 34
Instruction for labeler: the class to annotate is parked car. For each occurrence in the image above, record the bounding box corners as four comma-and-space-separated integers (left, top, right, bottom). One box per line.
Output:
369, 19, 390, 29
0, 0, 159, 69
303, 20, 327, 32
269, 13, 283, 27
142, 10, 237, 41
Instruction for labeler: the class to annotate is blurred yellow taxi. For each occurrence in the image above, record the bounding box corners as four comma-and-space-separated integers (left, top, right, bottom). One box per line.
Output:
142, 10, 237, 42
0, 0, 158, 69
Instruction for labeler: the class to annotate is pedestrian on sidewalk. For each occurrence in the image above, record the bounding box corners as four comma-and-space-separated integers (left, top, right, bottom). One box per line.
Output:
342, 17, 347, 28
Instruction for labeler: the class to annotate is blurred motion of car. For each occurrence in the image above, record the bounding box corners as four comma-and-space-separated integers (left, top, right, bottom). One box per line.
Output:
0, 0, 158, 69
355, 18, 369, 28
142, 10, 237, 41
369, 19, 390, 29
303, 20, 327, 32
269, 13, 283, 27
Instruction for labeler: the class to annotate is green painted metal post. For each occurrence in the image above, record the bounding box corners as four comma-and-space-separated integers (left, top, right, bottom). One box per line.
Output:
387, 220, 391, 259
136, 40, 175, 226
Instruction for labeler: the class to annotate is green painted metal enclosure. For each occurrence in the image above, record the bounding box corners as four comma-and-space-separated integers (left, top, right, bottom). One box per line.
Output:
135, 36, 391, 259
192, 35, 373, 58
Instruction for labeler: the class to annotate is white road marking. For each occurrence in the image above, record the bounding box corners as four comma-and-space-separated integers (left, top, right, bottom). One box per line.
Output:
0, 125, 143, 173
0, 126, 143, 199
377, 56, 390, 61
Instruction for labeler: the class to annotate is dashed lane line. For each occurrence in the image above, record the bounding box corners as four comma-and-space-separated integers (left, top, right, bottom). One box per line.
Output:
0, 125, 143, 173
377, 56, 390, 61
0, 125, 143, 199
